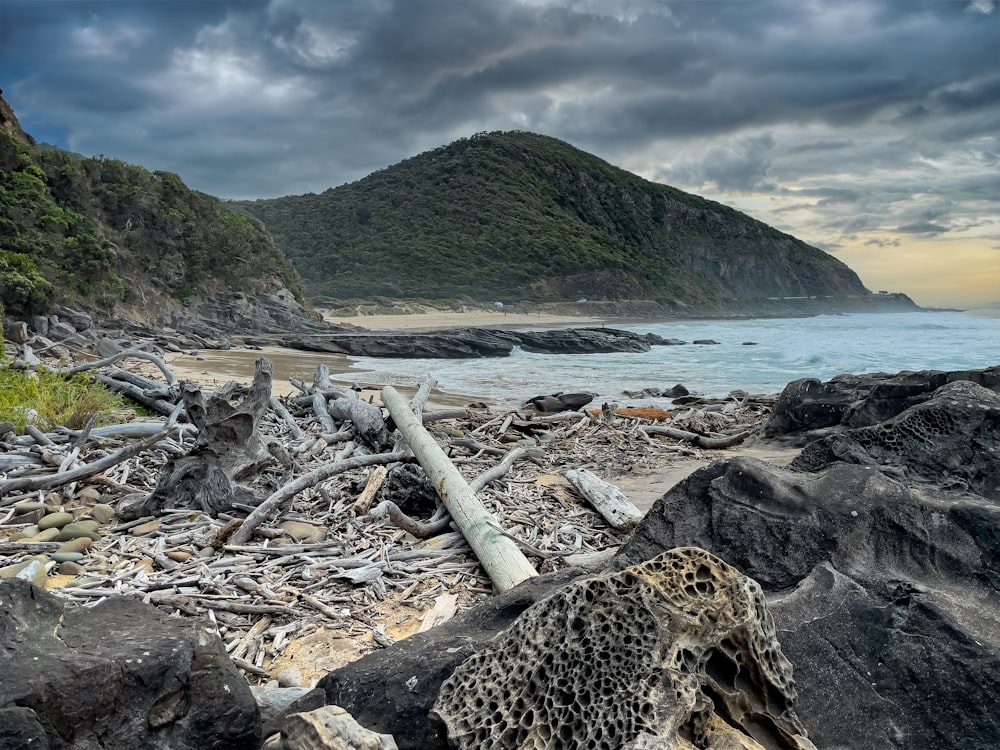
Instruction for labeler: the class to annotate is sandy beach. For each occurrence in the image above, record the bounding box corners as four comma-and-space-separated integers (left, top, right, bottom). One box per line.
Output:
321, 308, 605, 331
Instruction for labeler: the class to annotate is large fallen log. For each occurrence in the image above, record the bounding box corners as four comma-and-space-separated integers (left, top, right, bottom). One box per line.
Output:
381, 386, 537, 593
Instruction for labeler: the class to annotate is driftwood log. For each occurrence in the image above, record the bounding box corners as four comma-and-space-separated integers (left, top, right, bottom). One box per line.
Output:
563, 468, 644, 532
381, 386, 538, 593
118, 359, 275, 520
328, 397, 388, 452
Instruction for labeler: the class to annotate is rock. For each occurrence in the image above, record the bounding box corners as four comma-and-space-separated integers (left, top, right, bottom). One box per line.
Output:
28, 315, 49, 335
36, 512, 73, 530
524, 392, 595, 413
615, 453, 1000, 750
97, 337, 124, 358
432, 547, 814, 749
91, 503, 116, 524
663, 383, 689, 397
55, 521, 101, 541
515, 327, 650, 354
250, 686, 326, 740
279, 521, 325, 544
76, 487, 103, 503
762, 364, 1000, 437
280, 705, 398, 750
3, 321, 28, 344
0, 706, 50, 750
692, 339, 720, 345
0, 579, 260, 749
791, 380, 1000, 499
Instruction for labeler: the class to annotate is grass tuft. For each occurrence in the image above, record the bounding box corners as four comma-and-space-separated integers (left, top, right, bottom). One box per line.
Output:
0, 367, 128, 432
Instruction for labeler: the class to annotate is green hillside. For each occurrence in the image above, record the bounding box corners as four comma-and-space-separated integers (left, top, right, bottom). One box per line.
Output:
237, 131, 869, 306
0, 124, 302, 320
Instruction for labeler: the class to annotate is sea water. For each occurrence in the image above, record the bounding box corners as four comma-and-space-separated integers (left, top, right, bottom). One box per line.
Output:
341, 310, 1000, 405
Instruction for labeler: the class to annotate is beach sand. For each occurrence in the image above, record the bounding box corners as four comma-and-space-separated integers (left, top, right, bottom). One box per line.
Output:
321, 309, 605, 331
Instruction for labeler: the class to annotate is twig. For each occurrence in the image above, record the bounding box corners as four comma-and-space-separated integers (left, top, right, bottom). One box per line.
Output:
228, 451, 409, 545
62, 348, 178, 386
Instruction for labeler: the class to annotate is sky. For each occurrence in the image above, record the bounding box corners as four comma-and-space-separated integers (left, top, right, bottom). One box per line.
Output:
2, 0, 998, 308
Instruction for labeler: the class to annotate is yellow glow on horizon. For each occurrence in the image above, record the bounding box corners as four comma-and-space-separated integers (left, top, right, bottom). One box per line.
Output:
834, 237, 1000, 309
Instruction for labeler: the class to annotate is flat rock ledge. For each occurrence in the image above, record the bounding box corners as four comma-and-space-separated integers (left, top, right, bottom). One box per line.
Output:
286, 326, 665, 358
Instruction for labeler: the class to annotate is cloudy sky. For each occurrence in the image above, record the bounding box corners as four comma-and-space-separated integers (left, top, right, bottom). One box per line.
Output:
3, 0, 998, 307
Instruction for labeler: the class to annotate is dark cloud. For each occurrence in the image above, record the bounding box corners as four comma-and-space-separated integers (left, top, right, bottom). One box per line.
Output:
1, 0, 998, 281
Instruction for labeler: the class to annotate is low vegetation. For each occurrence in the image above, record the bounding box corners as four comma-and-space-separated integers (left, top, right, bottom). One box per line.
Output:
0, 131, 304, 319
0, 367, 128, 433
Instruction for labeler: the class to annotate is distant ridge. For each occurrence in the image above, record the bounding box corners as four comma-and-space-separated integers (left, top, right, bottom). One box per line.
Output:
238, 131, 873, 308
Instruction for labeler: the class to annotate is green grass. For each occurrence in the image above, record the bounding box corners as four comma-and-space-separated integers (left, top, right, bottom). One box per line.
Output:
0, 367, 129, 432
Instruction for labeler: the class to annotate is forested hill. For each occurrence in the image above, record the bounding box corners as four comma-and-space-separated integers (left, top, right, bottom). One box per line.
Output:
0, 94, 303, 321
237, 131, 871, 306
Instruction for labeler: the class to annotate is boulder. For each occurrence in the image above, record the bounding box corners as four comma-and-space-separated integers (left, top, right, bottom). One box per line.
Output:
432, 547, 814, 750
3, 321, 28, 344
791, 379, 1000, 499
762, 365, 1000, 437
615, 454, 1000, 749
0, 579, 260, 750
515, 327, 650, 354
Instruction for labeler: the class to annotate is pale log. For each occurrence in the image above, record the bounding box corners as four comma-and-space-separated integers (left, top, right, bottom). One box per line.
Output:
381, 386, 537, 593
328, 396, 388, 451
563, 467, 644, 532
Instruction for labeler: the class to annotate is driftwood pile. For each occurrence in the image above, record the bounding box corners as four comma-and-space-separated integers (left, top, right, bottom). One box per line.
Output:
0, 350, 772, 683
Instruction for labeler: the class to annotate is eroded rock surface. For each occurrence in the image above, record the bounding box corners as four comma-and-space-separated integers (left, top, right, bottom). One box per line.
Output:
761, 364, 1000, 437
617, 458, 1000, 748
0, 579, 259, 750
431, 547, 814, 750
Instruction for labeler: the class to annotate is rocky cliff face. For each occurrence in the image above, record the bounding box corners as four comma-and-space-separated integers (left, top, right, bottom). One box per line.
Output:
0, 91, 34, 147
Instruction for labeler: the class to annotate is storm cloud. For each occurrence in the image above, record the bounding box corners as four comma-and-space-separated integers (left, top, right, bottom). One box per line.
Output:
3, 0, 998, 305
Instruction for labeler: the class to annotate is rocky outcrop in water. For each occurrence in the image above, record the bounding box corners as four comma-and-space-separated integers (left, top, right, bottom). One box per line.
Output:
287, 327, 656, 359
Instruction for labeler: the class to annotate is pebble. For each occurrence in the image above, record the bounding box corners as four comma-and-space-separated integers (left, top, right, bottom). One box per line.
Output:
26, 528, 61, 543
91, 504, 116, 524
166, 550, 192, 563
130, 519, 162, 536
55, 523, 101, 542
57, 561, 86, 576
37, 512, 74, 530
12, 502, 49, 515
274, 667, 306, 688
76, 487, 103, 504
44, 492, 63, 506
56, 537, 92, 554
52, 552, 85, 563
279, 520, 325, 543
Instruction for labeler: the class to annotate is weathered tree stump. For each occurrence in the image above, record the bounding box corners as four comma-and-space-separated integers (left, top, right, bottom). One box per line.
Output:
119, 359, 275, 520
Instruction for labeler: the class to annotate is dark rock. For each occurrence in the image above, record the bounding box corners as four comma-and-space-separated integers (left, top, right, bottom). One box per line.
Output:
28, 316, 48, 335
762, 365, 1000, 437
517, 327, 650, 354
663, 383, 689, 397
742, 341, 758, 345
791, 380, 1000, 499
691, 338, 720, 345
615, 454, 1000, 750
0, 580, 260, 750
288, 327, 653, 359
524, 392, 594, 412
0, 706, 49, 749
3, 321, 28, 344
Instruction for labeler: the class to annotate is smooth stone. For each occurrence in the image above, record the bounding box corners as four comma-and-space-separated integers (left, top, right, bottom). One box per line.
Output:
58, 561, 87, 575
16, 525, 41, 539
274, 667, 306, 688
52, 552, 85, 563
75, 519, 100, 532
44, 492, 63, 506
12, 502, 49, 515
279, 520, 325, 543
56, 537, 92, 554
27, 528, 61, 543
197, 547, 216, 558
76, 487, 103, 503
55, 523, 101, 542
130, 519, 162, 536
91, 504, 116, 524
166, 550, 192, 563
37, 512, 74, 530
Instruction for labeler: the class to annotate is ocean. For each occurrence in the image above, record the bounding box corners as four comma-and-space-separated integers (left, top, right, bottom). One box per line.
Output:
342, 310, 1000, 406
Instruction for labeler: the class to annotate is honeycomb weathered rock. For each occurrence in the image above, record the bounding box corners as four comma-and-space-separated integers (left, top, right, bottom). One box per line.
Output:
431, 547, 814, 750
